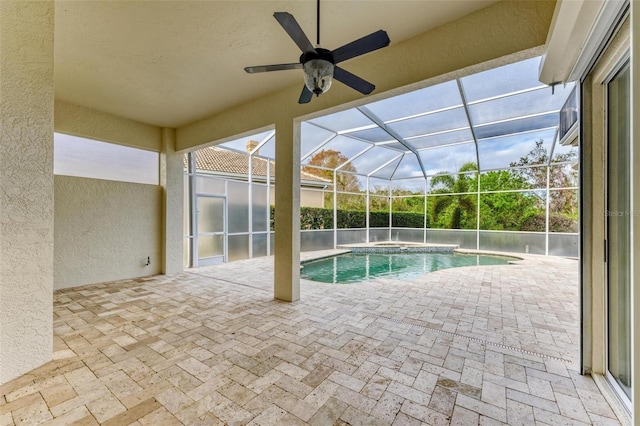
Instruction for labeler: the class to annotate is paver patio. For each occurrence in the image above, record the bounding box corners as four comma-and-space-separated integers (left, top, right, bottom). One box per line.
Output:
0, 251, 621, 425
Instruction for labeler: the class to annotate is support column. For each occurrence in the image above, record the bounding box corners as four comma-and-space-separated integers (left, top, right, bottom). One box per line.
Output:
274, 120, 300, 302
0, 1, 55, 384
160, 128, 184, 274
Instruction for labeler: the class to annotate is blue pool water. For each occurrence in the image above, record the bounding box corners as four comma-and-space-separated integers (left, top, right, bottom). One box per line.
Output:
301, 252, 511, 284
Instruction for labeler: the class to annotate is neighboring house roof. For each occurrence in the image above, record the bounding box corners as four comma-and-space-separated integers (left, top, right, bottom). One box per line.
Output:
190, 147, 330, 187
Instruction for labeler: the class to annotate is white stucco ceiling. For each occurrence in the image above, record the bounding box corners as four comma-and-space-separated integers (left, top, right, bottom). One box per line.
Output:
54, 1, 498, 128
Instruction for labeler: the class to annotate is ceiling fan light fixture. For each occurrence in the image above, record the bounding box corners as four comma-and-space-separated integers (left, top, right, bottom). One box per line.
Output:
303, 58, 334, 96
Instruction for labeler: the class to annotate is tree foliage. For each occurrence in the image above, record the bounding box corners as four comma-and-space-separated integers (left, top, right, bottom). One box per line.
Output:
296, 140, 578, 233
429, 161, 478, 229
510, 139, 578, 189
302, 149, 360, 192
479, 191, 542, 231
510, 139, 579, 224
426, 140, 578, 232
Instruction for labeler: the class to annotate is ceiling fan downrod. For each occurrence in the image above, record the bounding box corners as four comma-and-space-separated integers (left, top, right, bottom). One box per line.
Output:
316, 0, 321, 46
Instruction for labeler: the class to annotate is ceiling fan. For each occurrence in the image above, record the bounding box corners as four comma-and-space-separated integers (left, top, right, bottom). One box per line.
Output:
244, 0, 390, 104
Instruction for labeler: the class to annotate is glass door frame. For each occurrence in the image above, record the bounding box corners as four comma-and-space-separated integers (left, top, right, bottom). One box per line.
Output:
604, 58, 632, 413
580, 7, 632, 422
195, 194, 227, 267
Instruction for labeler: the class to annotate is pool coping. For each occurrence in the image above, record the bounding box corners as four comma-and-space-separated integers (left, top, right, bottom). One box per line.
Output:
300, 249, 351, 266
453, 248, 524, 262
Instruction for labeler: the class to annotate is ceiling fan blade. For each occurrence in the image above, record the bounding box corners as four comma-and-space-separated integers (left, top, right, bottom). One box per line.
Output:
244, 63, 302, 73
333, 66, 375, 95
298, 85, 313, 104
332, 30, 390, 64
274, 12, 316, 53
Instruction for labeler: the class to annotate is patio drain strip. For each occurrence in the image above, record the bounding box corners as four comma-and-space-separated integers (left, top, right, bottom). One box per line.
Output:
376, 315, 574, 364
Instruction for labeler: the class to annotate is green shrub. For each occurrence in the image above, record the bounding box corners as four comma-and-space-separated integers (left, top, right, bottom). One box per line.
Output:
520, 213, 578, 233
270, 206, 428, 230
336, 209, 366, 229
392, 211, 427, 228
300, 207, 333, 230
519, 213, 545, 232
549, 214, 578, 233
369, 211, 389, 228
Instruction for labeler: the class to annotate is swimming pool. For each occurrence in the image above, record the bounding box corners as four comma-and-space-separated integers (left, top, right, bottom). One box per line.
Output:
301, 252, 512, 284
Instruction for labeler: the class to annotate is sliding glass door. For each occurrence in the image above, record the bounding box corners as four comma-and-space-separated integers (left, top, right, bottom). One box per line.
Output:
606, 61, 631, 402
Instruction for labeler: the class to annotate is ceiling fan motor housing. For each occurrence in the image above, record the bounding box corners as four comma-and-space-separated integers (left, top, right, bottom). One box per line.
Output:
301, 48, 335, 96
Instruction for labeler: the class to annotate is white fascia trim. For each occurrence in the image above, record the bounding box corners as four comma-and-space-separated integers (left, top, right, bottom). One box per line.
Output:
539, 0, 626, 85
559, 123, 579, 147
539, 0, 604, 84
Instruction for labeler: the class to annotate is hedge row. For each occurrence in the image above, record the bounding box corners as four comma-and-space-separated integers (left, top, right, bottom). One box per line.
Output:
269, 206, 579, 233
269, 206, 428, 230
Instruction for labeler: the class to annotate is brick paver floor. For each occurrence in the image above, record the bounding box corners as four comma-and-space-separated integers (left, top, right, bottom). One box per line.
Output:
0, 251, 621, 425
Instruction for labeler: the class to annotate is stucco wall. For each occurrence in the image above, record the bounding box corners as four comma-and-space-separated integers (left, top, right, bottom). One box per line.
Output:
0, 1, 55, 384
160, 128, 184, 274
55, 100, 162, 152
54, 176, 162, 289
270, 186, 324, 209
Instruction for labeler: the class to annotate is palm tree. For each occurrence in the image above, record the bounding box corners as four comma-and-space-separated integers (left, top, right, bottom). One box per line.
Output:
430, 162, 477, 229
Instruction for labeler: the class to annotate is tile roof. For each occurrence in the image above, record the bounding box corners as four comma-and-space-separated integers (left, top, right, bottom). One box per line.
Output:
190, 147, 330, 185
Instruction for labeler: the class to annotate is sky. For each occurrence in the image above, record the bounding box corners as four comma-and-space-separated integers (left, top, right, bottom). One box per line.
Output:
54, 133, 159, 185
